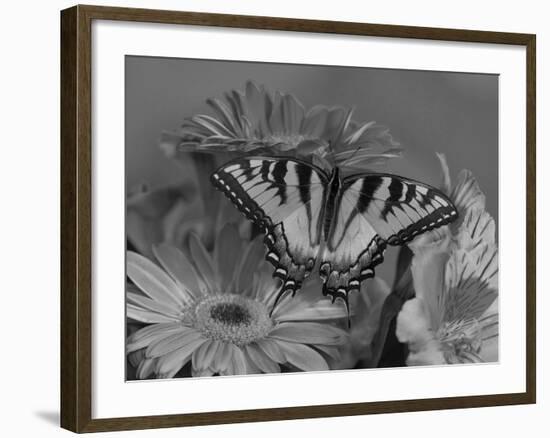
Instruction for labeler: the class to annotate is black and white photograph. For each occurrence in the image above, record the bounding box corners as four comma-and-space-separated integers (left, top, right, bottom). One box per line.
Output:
125, 57, 499, 380
2, 0, 545, 435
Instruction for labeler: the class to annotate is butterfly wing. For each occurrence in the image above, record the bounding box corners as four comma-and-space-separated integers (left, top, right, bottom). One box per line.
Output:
320, 174, 458, 306
211, 157, 329, 300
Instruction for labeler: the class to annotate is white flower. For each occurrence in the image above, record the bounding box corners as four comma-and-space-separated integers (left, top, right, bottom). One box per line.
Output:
396, 155, 498, 365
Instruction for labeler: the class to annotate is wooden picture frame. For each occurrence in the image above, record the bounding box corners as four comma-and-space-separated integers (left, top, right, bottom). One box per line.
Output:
61, 4, 536, 433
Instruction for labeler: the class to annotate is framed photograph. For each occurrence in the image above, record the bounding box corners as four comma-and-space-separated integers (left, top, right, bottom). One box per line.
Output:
60, 4, 536, 433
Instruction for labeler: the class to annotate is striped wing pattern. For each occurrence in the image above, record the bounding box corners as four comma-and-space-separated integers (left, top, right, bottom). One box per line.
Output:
320, 174, 458, 305
211, 157, 328, 303
212, 157, 458, 318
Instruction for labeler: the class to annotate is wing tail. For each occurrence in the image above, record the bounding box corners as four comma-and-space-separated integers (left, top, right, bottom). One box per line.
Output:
320, 236, 387, 316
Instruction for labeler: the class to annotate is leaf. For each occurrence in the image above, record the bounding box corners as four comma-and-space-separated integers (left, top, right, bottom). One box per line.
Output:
393, 246, 414, 294
369, 247, 415, 367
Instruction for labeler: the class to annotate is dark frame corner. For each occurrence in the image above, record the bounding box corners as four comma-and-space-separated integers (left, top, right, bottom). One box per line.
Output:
61, 4, 536, 433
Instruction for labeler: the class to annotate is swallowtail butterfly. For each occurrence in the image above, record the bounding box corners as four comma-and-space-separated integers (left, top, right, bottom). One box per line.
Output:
211, 156, 458, 318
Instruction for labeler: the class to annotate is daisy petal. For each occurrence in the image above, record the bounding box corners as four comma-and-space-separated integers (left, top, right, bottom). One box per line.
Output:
223, 90, 243, 127
268, 91, 284, 133
244, 354, 262, 374
152, 244, 202, 302
276, 341, 329, 371
246, 344, 280, 374
343, 120, 376, 145
219, 364, 235, 376
213, 342, 233, 374
146, 327, 203, 358
313, 345, 341, 361
192, 340, 218, 371
126, 322, 181, 352
274, 299, 348, 322
191, 341, 210, 364
281, 94, 305, 135
127, 304, 179, 324
231, 346, 249, 375
245, 81, 269, 135
192, 367, 215, 377
206, 98, 240, 136
155, 337, 208, 378
136, 358, 157, 379
253, 265, 280, 301
302, 105, 328, 138
236, 237, 265, 292
127, 292, 181, 318
127, 251, 182, 307
192, 114, 235, 138
256, 338, 285, 363
188, 232, 218, 293
268, 322, 347, 346
214, 224, 242, 292
324, 107, 348, 144
127, 349, 145, 368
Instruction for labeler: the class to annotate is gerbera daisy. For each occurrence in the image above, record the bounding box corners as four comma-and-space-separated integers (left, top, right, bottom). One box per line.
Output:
160, 81, 402, 173
395, 155, 498, 365
126, 224, 348, 379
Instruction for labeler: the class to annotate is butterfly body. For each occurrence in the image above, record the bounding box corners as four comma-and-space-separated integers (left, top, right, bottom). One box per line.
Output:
211, 156, 458, 312
323, 167, 342, 240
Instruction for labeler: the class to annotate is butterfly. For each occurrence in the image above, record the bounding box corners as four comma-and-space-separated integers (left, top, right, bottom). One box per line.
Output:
211, 156, 458, 318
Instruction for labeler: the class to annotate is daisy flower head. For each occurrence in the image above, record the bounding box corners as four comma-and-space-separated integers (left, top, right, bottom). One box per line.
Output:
395, 154, 498, 366
161, 81, 402, 173
126, 224, 349, 379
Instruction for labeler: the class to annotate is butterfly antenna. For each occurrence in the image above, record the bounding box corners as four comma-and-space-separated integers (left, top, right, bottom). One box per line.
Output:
342, 143, 362, 167
324, 140, 336, 165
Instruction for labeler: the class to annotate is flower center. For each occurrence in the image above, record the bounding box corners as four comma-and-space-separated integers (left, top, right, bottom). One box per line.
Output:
210, 302, 251, 325
190, 294, 273, 346
438, 319, 483, 363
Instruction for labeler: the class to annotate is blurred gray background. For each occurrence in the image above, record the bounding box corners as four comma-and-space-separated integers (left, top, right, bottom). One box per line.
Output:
125, 55, 498, 221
